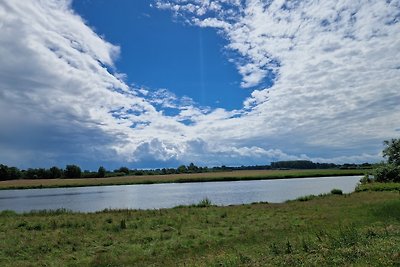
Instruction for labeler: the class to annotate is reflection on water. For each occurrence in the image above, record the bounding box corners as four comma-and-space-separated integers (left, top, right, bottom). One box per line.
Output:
0, 176, 361, 213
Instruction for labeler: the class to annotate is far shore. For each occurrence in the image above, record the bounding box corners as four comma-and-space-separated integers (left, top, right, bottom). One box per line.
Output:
0, 169, 365, 190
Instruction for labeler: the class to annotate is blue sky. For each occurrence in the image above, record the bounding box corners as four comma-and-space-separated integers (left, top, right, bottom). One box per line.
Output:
72, 0, 249, 110
0, 0, 399, 170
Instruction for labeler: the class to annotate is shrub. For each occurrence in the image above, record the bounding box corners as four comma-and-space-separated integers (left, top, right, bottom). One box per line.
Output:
196, 198, 212, 207
373, 164, 400, 182
296, 195, 317, 202
330, 188, 343, 195
359, 174, 374, 184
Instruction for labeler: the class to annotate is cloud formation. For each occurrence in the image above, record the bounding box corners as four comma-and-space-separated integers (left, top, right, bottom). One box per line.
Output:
155, 0, 400, 159
0, 0, 399, 168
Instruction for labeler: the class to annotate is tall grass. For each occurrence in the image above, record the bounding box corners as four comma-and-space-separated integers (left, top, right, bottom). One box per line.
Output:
0, 191, 398, 266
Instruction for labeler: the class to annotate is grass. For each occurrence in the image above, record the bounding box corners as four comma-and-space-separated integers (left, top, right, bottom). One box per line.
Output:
0, 168, 365, 190
0, 191, 399, 266
356, 182, 400, 192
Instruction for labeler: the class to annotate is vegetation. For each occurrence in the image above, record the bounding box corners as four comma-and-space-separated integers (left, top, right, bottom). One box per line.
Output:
356, 182, 400, 192
0, 169, 366, 190
0, 160, 373, 181
361, 138, 400, 184
64, 165, 82, 179
383, 138, 400, 165
0, 191, 398, 266
330, 188, 343, 195
97, 166, 106, 178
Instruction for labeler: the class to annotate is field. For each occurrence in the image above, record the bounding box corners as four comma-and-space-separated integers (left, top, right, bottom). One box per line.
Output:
0, 169, 365, 190
0, 191, 399, 266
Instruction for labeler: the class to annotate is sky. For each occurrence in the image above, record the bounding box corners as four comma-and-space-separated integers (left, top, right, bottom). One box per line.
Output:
0, 0, 399, 170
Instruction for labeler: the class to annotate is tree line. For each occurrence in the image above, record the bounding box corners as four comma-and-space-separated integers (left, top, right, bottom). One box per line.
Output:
0, 160, 373, 181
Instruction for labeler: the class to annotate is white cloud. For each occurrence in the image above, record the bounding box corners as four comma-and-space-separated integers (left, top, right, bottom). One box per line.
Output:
155, 0, 400, 162
0, 0, 399, 169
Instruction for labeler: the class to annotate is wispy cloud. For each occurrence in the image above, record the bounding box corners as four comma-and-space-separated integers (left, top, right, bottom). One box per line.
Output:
0, 0, 398, 168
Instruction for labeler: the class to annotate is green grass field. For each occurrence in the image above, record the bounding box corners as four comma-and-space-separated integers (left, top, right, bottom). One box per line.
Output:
0, 168, 365, 190
0, 191, 399, 266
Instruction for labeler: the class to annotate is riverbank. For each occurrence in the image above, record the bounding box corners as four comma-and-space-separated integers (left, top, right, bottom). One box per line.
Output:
0, 191, 398, 266
0, 169, 365, 190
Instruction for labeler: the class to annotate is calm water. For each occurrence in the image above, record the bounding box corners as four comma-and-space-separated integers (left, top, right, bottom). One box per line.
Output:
0, 176, 362, 213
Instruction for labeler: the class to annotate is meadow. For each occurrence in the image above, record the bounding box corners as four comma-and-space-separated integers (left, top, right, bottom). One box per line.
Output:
0, 190, 399, 266
0, 168, 365, 190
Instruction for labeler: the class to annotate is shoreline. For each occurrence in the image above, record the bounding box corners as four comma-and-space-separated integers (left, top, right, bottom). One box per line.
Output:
0, 169, 366, 190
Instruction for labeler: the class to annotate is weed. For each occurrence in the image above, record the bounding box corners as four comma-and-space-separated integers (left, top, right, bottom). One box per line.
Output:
120, 219, 127, 229
196, 197, 213, 207
270, 242, 280, 255
285, 240, 293, 254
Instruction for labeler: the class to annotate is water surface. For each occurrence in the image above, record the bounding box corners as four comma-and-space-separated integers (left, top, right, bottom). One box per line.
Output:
0, 176, 361, 213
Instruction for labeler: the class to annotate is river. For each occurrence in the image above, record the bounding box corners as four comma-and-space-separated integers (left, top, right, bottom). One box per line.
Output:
0, 176, 362, 213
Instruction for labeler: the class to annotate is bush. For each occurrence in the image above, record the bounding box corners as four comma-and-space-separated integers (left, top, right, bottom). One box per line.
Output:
359, 174, 374, 184
296, 195, 317, 202
330, 189, 343, 195
373, 164, 400, 183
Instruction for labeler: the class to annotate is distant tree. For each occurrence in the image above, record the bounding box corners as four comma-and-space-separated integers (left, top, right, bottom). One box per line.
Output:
64, 165, 81, 178
81, 171, 98, 178
188, 163, 199, 173
117, 167, 130, 175
25, 168, 38, 179
383, 138, 400, 165
98, 166, 106, 178
49, 166, 63, 179
0, 164, 9, 180
132, 169, 144, 176
0, 164, 21, 180
271, 160, 317, 169
177, 165, 187, 173
8, 167, 21, 180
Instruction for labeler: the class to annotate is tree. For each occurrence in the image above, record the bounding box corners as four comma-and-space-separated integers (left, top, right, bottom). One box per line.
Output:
8, 167, 21, 180
0, 165, 22, 180
383, 138, 400, 165
177, 165, 187, 173
187, 163, 199, 173
64, 165, 81, 178
0, 164, 9, 180
363, 138, 400, 184
98, 166, 106, 178
49, 166, 63, 179
117, 167, 130, 175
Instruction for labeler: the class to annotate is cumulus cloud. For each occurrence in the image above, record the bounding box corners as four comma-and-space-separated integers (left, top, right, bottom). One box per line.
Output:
155, 0, 400, 162
0, 0, 399, 169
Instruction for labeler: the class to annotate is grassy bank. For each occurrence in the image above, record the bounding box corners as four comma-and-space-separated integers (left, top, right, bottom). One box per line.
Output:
356, 182, 400, 192
0, 191, 399, 266
0, 169, 365, 190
